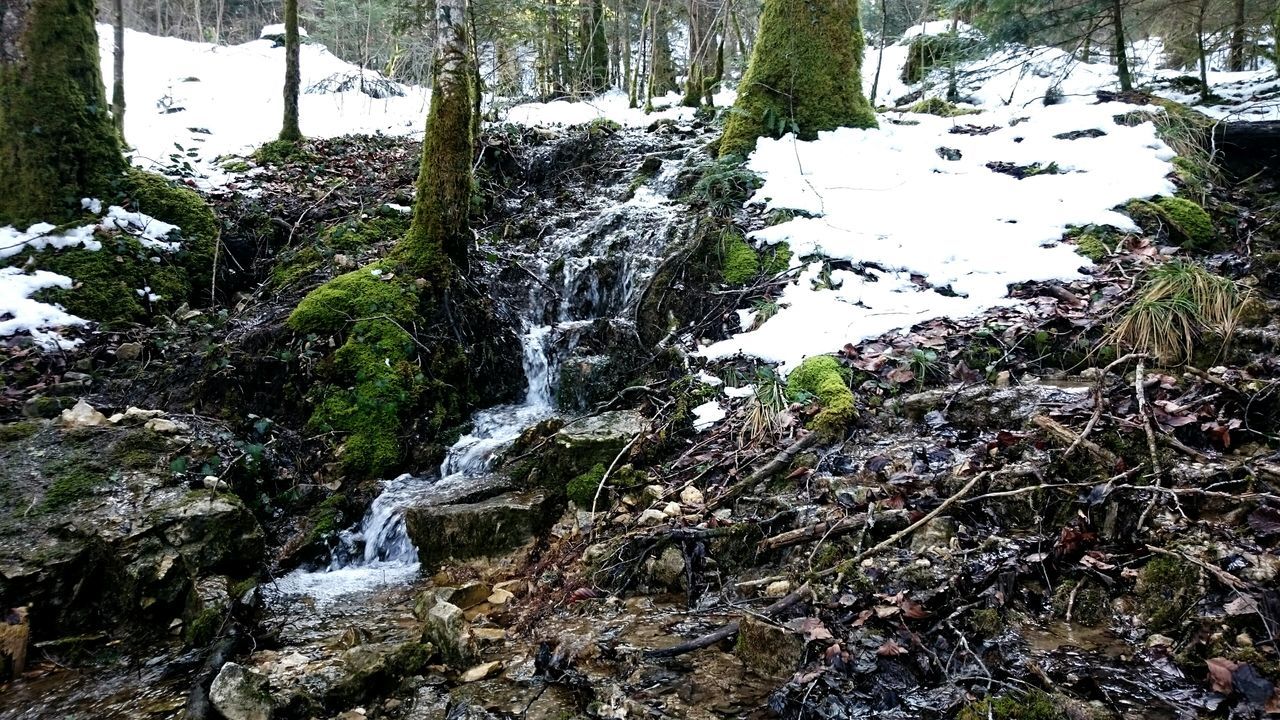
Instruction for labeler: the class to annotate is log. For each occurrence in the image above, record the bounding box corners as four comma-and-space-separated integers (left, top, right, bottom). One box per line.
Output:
1212, 121, 1280, 179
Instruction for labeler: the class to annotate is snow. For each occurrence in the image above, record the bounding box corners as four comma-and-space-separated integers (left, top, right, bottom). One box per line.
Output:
692, 400, 726, 431
259, 23, 309, 38
501, 89, 736, 128
0, 268, 87, 349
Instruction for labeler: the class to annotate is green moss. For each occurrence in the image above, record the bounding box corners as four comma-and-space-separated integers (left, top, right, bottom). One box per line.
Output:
719, 0, 877, 157
585, 117, 622, 135
42, 461, 110, 510
761, 242, 792, 275
1128, 197, 1217, 250
108, 429, 171, 470
0, 0, 125, 224
907, 97, 980, 117
288, 265, 419, 335
786, 355, 855, 438
253, 138, 316, 166
123, 169, 219, 296
901, 32, 978, 85
957, 691, 1066, 720
970, 608, 1002, 637
1051, 579, 1109, 626
306, 493, 348, 544
721, 229, 760, 285
1074, 232, 1109, 262
1136, 555, 1201, 631
321, 214, 407, 253
269, 245, 325, 289
0, 421, 41, 444
184, 606, 223, 647
567, 463, 607, 508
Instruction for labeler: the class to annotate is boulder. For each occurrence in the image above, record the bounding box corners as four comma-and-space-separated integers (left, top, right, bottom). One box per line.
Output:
735, 615, 802, 679
210, 662, 273, 720
60, 400, 109, 428
423, 601, 470, 663
405, 491, 553, 568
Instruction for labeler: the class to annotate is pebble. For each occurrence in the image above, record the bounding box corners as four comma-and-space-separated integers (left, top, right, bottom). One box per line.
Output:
679, 486, 704, 505
458, 660, 502, 683
145, 417, 189, 434
764, 580, 791, 598
115, 342, 143, 361
643, 485, 665, 501
60, 400, 109, 428
636, 509, 667, 526
487, 588, 514, 606
662, 501, 681, 517
1146, 633, 1176, 647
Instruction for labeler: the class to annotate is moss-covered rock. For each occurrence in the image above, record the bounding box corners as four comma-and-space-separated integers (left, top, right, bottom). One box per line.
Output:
787, 355, 855, 438
901, 32, 979, 85
907, 96, 979, 117
1051, 578, 1109, 626
1136, 555, 1201, 631
721, 229, 760, 285
719, 0, 877, 157
567, 463, 606, 508
1127, 197, 1217, 250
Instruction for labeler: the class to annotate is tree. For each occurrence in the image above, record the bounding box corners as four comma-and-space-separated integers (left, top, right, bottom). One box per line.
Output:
683, 0, 723, 106
0, 0, 126, 224
400, 0, 475, 276
280, 0, 303, 142
112, 0, 126, 140
578, 0, 609, 91
719, 0, 877, 157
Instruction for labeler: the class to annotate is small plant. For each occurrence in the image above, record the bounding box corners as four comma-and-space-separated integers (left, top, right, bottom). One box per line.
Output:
744, 366, 788, 439
687, 156, 763, 216
906, 347, 943, 388
1106, 260, 1242, 364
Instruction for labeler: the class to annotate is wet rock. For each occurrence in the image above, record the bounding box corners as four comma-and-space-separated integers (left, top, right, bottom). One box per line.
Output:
423, 601, 471, 663
22, 395, 74, 418
899, 383, 1089, 429
648, 546, 686, 589
735, 615, 802, 679
486, 588, 513, 606
210, 662, 273, 720
60, 399, 109, 428
405, 491, 554, 568
114, 342, 143, 361
458, 660, 502, 683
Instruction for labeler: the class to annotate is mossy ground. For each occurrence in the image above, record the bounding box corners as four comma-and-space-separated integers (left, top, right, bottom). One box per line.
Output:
787, 356, 856, 438
719, 0, 877, 157
907, 97, 980, 117
1127, 197, 1218, 250
1136, 555, 1201, 631
721, 229, 759, 285
567, 463, 607, 507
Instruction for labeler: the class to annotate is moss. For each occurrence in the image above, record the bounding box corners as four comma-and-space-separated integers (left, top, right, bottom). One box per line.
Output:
122, 168, 219, 297
42, 461, 110, 510
229, 578, 258, 600
721, 229, 760, 285
270, 245, 326, 289
321, 214, 407, 253
585, 117, 621, 136
1051, 579, 1109, 626
1127, 197, 1217, 250
184, 606, 223, 647
719, 0, 877, 157
253, 138, 316, 166
970, 608, 1002, 637
901, 32, 978, 85
761, 242, 792, 275
288, 265, 419, 335
786, 355, 856, 438
957, 691, 1067, 720
567, 463, 607, 508
306, 493, 348, 544
1136, 555, 1201, 631
1074, 232, 1109, 262
0, 0, 125, 224
108, 429, 171, 470
0, 421, 41, 444
907, 97, 980, 117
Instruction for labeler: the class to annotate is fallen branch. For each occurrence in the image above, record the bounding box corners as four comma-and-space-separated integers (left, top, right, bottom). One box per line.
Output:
843, 472, 986, 567
1144, 544, 1253, 593
758, 510, 910, 552
1032, 415, 1120, 468
711, 432, 819, 509
643, 582, 813, 659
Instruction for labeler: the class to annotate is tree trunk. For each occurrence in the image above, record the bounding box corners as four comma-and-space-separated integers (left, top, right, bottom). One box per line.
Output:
869, 0, 887, 104
1112, 0, 1132, 92
112, 0, 126, 141
1196, 0, 1209, 100
651, 0, 676, 96
400, 0, 475, 277
578, 0, 608, 92
547, 0, 566, 96
279, 0, 302, 142
682, 0, 718, 106
1227, 0, 1246, 72
720, 0, 877, 157
0, 0, 125, 224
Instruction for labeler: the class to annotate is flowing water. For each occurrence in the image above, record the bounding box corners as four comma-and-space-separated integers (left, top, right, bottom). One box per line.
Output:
270, 150, 689, 604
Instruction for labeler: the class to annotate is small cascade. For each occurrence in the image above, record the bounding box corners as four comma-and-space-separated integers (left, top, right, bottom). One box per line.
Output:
270, 142, 693, 604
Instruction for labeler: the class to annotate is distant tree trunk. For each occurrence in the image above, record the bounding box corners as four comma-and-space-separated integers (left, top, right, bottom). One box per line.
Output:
1196, 0, 1210, 99
650, 0, 677, 97
620, 0, 632, 96
399, 0, 475, 277
578, 0, 608, 92
1228, 0, 1246, 71
547, 0, 567, 96
1112, 0, 1132, 91
720, 0, 877, 157
869, 0, 887, 105
279, 0, 302, 142
113, 0, 127, 141
0, 0, 125, 224
682, 0, 718, 106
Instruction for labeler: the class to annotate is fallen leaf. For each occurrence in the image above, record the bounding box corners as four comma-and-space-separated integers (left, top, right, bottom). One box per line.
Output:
877, 639, 908, 656
1207, 657, 1238, 694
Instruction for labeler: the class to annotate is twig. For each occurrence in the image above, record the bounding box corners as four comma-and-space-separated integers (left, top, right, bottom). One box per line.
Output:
1032, 415, 1120, 468
1144, 544, 1252, 592
845, 473, 986, 567
643, 582, 813, 659
711, 432, 818, 509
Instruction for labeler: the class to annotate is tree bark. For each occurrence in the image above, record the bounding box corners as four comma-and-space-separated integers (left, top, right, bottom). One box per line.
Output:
279, 0, 302, 142
112, 0, 126, 141
400, 0, 475, 277
1112, 0, 1132, 92
0, 0, 125, 224
1227, 0, 1246, 72
682, 0, 719, 106
578, 0, 608, 92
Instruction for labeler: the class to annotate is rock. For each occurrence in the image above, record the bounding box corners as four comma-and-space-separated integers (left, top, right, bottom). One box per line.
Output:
110, 407, 166, 425
405, 492, 553, 568
735, 615, 803, 679
471, 627, 507, 643
423, 601, 470, 663
115, 342, 143, 361
662, 501, 681, 517
636, 509, 667, 526
446, 582, 493, 610
1146, 633, 1176, 647
764, 580, 792, 598
203, 475, 229, 491
679, 486, 704, 505
144, 417, 189, 434
909, 517, 957, 553
648, 546, 685, 589
487, 588, 514, 606
209, 662, 273, 720
158, 491, 264, 572
60, 400, 109, 428
643, 484, 665, 501
277, 651, 309, 669
458, 660, 502, 683
22, 395, 74, 418
899, 383, 1088, 429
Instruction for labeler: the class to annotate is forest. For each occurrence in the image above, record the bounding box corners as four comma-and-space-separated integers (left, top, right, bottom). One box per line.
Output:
1, 0, 1280, 718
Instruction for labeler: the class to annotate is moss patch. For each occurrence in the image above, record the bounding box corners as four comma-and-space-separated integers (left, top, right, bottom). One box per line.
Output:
42, 459, 111, 510
721, 229, 760, 286
719, 0, 877, 157
907, 97, 980, 117
787, 355, 855, 438
1127, 197, 1217, 250
761, 242, 792, 275
1051, 579, 1109, 626
567, 463, 607, 508
957, 691, 1067, 720
1136, 555, 1201, 631
0, 421, 41, 444
108, 429, 171, 470
288, 264, 418, 335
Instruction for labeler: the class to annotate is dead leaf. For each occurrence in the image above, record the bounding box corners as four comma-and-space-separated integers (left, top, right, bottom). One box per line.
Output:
876, 639, 908, 656
898, 597, 930, 620
1207, 657, 1238, 694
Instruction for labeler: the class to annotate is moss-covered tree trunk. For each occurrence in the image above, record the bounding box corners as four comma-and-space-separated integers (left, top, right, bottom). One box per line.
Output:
0, 0, 125, 224
719, 0, 877, 158
398, 0, 475, 278
1112, 0, 1132, 92
279, 0, 302, 142
682, 0, 720, 106
650, 1, 678, 98
1227, 0, 1246, 72
577, 0, 609, 92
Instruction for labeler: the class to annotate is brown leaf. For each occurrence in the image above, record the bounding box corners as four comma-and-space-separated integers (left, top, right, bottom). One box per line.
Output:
800, 617, 833, 642
1207, 657, 1238, 694
898, 597, 930, 619
876, 639, 908, 656
852, 609, 873, 627
874, 605, 900, 619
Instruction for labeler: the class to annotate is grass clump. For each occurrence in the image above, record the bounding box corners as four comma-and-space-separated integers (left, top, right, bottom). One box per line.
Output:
721, 229, 760, 285
787, 355, 855, 438
687, 156, 762, 216
907, 96, 980, 117
1106, 260, 1242, 365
